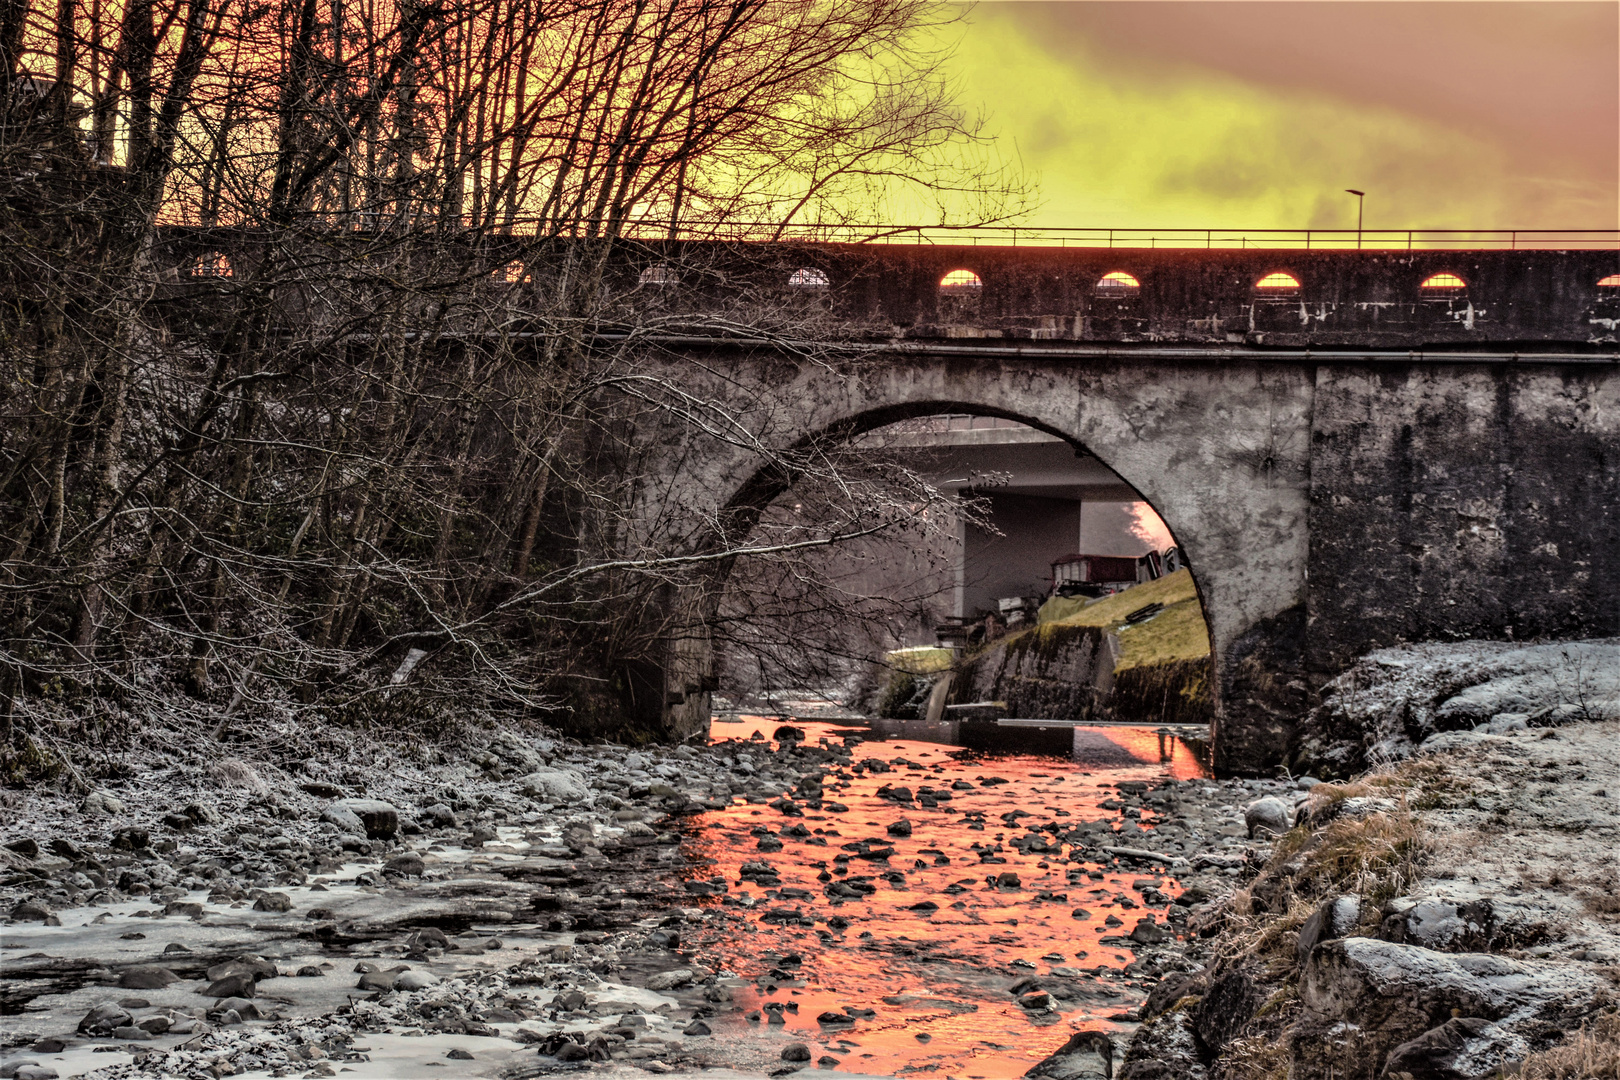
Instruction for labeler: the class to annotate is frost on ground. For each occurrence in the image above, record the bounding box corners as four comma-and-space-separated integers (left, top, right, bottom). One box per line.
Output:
1128, 645, 1620, 1080
1290, 638, 1620, 777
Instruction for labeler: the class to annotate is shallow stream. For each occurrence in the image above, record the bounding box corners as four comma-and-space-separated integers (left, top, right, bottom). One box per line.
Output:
668, 714, 1210, 1077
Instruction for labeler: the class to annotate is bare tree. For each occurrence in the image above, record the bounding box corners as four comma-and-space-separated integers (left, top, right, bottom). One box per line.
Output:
0, 0, 1030, 779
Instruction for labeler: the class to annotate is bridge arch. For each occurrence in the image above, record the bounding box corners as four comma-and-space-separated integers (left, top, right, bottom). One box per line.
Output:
649, 351, 1312, 773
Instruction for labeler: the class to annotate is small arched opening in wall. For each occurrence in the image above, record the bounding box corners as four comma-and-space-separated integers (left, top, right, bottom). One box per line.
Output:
701, 403, 1214, 770
788, 267, 830, 288
1093, 270, 1142, 299
1253, 270, 1302, 295
189, 251, 233, 279
1419, 271, 1467, 298
936, 268, 985, 322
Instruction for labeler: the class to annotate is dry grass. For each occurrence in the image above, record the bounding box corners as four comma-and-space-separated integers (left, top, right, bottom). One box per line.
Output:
1219, 1034, 1292, 1080
1515, 1012, 1620, 1079
209, 756, 269, 794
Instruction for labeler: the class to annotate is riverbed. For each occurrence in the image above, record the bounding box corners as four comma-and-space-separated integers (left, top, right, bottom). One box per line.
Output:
2, 710, 1291, 1080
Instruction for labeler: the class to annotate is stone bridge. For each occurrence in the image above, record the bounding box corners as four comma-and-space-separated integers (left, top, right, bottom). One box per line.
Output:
611, 244, 1620, 774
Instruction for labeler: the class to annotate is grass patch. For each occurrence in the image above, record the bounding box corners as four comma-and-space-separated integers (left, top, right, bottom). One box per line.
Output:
1515, 1012, 1620, 1079
1035, 568, 1211, 668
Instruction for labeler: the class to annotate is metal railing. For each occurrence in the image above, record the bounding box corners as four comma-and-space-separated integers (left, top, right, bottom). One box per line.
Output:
617, 224, 1620, 251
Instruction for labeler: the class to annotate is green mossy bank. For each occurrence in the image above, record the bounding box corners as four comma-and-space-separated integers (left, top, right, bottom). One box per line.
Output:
916, 569, 1214, 724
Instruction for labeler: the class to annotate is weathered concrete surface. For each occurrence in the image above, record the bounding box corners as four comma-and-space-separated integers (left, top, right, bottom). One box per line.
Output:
634, 344, 1618, 775
1307, 364, 1620, 675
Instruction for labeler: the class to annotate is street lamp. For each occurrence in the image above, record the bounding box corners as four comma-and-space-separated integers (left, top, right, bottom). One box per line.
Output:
1345, 189, 1365, 249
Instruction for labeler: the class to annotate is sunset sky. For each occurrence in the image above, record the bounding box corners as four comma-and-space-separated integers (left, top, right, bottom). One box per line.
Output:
942, 2, 1618, 231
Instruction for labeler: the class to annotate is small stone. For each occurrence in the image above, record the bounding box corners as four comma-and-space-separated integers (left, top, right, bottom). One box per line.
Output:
1244, 796, 1295, 838
556, 1042, 590, 1062
996, 871, 1021, 889
385, 852, 425, 877
204, 973, 256, 998
252, 892, 293, 913
782, 1043, 812, 1062
1070, 907, 1093, 919
81, 789, 125, 815
683, 1020, 711, 1036
119, 965, 180, 990
30, 1039, 66, 1054
296, 965, 325, 977
10, 899, 53, 922
356, 970, 396, 992
109, 827, 150, 850
886, 819, 912, 837
817, 1056, 840, 1068
446, 1049, 474, 1060
645, 968, 694, 991
393, 969, 440, 991
4, 838, 39, 858
112, 1025, 153, 1041
164, 900, 204, 917
137, 1015, 171, 1034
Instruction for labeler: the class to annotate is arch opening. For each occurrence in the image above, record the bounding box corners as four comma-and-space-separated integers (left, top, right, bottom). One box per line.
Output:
707, 404, 1213, 744
1420, 271, 1467, 294
788, 267, 830, 287
1254, 271, 1301, 293
1094, 270, 1142, 298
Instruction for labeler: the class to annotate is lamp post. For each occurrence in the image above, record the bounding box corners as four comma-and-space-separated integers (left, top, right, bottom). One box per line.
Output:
1345, 189, 1365, 249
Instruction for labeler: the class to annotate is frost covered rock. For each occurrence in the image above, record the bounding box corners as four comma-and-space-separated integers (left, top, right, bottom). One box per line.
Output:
1381, 1016, 1529, 1080
81, 789, 125, 815
1295, 895, 1361, 965
321, 799, 399, 839
517, 768, 589, 803
1118, 1006, 1208, 1080
393, 969, 440, 991
1296, 937, 1610, 1079
1291, 638, 1620, 776
1243, 796, 1294, 838
645, 967, 694, 991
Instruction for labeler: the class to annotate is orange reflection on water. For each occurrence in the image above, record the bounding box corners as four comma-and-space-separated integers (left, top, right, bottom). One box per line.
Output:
664, 718, 1209, 1077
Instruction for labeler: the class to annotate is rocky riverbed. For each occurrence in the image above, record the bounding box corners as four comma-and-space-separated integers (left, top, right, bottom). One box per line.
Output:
6, 641, 1616, 1080
1, 710, 1301, 1080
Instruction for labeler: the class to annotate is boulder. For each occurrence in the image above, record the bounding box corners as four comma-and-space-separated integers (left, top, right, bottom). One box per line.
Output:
1191, 966, 1267, 1053
10, 899, 54, 922
1025, 1030, 1116, 1079
1380, 1017, 1529, 1080
517, 768, 589, 803
1296, 938, 1610, 1080
77, 1002, 134, 1034
203, 973, 256, 998
1244, 797, 1294, 838
252, 891, 293, 913
1378, 896, 1497, 952
1296, 895, 1362, 966
419, 803, 457, 828
1141, 969, 1206, 1020
1118, 1007, 1208, 1080
322, 799, 398, 839
781, 1043, 812, 1062
3, 838, 39, 858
